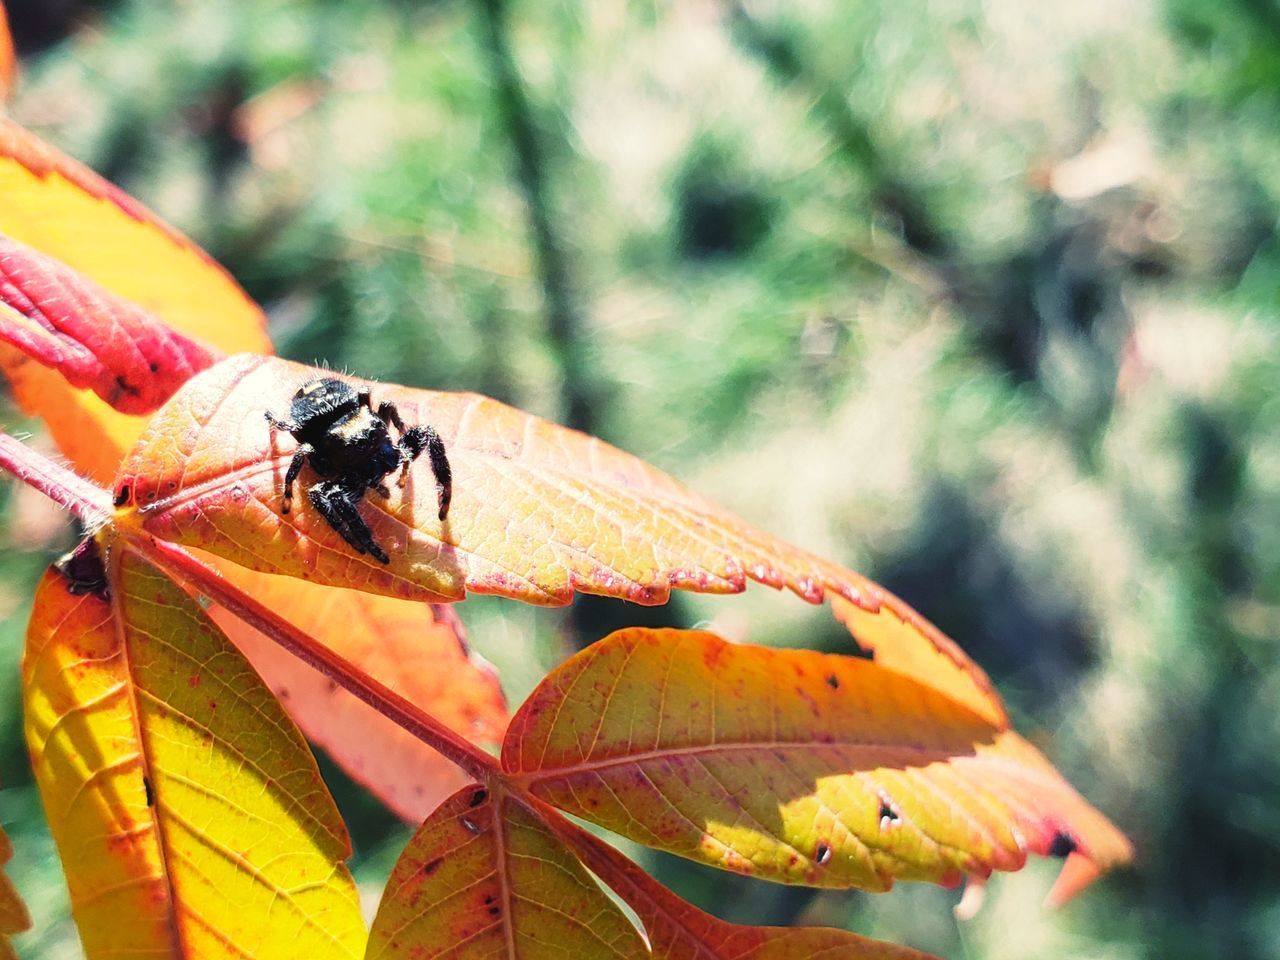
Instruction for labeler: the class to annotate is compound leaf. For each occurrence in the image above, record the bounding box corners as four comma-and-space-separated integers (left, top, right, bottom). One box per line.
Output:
503, 628, 1131, 896
366, 784, 647, 960
23, 538, 366, 959
207, 562, 508, 823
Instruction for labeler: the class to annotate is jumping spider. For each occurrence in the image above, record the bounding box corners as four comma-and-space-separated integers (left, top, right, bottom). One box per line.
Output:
265, 377, 451, 564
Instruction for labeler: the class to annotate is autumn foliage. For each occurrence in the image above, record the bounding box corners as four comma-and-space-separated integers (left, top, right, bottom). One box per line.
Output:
0, 96, 1130, 960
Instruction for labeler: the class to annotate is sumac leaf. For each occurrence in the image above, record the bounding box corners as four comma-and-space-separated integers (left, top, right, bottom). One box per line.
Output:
503, 628, 1131, 895
366, 785, 647, 959
23, 538, 365, 959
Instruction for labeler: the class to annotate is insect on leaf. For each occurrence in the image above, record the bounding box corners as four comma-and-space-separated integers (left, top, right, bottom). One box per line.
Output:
0, 825, 31, 960
23, 537, 366, 959
366, 784, 648, 960
503, 628, 1132, 895
206, 562, 508, 823
0, 118, 271, 483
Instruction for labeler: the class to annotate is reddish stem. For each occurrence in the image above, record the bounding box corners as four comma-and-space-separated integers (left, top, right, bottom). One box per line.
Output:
134, 537, 500, 783
0, 430, 111, 524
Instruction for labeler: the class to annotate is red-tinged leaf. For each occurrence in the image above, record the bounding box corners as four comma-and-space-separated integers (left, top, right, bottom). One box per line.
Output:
0, 825, 31, 959
23, 538, 366, 959
503, 628, 1132, 895
0, 234, 222, 413
366, 785, 648, 959
0, 118, 271, 482
205, 560, 509, 823
546, 809, 935, 960
112, 357, 979, 672
832, 595, 1007, 728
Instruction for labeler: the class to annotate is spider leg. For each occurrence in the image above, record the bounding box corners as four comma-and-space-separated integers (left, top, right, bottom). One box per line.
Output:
375, 399, 406, 433
280, 443, 314, 514
264, 410, 299, 432
308, 479, 390, 564
399, 425, 452, 520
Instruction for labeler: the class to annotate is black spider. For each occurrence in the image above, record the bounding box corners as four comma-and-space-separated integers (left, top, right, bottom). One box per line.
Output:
264, 377, 451, 564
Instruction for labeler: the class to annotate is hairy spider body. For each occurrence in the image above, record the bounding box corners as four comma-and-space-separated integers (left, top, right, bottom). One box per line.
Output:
265, 377, 452, 564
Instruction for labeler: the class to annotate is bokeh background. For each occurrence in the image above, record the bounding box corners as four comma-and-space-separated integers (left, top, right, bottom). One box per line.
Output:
1, 0, 1278, 957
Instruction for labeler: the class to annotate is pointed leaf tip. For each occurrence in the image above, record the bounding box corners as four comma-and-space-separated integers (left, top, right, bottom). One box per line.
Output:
504, 627, 1132, 896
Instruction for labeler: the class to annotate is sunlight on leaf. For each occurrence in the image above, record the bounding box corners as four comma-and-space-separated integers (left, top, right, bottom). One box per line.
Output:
366, 784, 647, 959
23, 538, 366, 959
832, 595, 1007, 728
504, 628, 1132, 895
113, 355, 987, 688
207, 562, 508, 823
550, 812, 936, 960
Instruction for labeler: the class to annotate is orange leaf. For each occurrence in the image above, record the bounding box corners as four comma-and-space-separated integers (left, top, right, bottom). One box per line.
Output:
832, 595, 1007, 728
206, 562, 508, 823
0, 118, 271, 483
549, 810, 935, 960
503, 628, 1132, 895
113, 357, 979, 668
0, 825, 30, 959
366, 784, 649, 959
0, 234, 222, 413
23, 538, 366, 959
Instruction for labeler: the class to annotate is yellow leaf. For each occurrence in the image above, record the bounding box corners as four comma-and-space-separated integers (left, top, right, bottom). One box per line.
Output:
504, 628, 1132, 894
366, 785, 648, 959
23, 537, 366, 959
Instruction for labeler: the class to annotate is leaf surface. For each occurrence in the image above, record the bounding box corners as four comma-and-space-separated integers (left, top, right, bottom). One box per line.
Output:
0, 118, 271, 483
503, 628, 1131, 895
0, 234, 222, 413
114, 356, 982, 677
0, 826, 30, 960
366, 785, 647, 959
23, 539, 366, 959
832, 595, 1006, 728
206, 562, 509, 823
548, 811, 934, 960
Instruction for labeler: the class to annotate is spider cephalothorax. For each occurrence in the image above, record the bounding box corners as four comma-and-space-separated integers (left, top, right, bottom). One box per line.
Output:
264, 377, 451, 564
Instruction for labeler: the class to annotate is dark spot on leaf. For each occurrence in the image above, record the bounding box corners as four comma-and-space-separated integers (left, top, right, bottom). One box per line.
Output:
149, 361, 160, 373
879, 801, 900, 823
469, 788, 489, 807
1048, 831, 1077, 858
115, 375, 140, 397
422, 857, 443, 876
54, 538, 109, 599
488, 905, 501, 917
825, 673, 840, 690
815, 843, 832, 865
483, 895, 495, 905
113, 483, 131, 507
143, 775, 154, 807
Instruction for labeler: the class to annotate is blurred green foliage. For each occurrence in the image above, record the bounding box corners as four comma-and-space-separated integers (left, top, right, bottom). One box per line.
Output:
2, 0, 1279, 957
